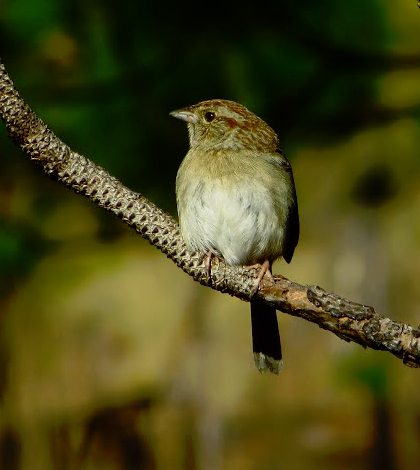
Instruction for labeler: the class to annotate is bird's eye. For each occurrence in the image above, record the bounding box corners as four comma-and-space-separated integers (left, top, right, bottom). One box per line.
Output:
204, 111, 215, 122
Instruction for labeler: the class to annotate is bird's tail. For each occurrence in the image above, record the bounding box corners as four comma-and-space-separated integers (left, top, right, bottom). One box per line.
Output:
250, 301, 282, 374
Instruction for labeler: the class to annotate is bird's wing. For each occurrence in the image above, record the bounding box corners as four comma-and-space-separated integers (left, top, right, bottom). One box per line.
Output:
268, 151, 300, 263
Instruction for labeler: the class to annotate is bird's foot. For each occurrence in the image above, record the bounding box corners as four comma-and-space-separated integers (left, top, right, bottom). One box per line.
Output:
250, 260, 274, 297
202, 251, 214, 284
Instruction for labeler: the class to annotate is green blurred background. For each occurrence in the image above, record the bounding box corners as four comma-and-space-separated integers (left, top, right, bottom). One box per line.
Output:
1, 1, 420, 469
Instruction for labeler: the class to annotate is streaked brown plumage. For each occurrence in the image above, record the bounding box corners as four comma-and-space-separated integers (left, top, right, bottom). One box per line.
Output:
171, 99, 299, 374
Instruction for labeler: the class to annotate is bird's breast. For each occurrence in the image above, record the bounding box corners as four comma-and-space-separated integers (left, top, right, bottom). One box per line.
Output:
176, 154, 287, 265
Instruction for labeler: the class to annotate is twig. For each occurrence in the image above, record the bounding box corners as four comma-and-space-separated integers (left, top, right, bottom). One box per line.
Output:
1, 58, 419, 368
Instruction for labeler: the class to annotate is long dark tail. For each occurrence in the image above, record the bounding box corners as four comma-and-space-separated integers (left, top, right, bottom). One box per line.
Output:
250, 301, 282, 374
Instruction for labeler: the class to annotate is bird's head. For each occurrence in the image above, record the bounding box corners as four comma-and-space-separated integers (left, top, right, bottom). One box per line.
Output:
170, 99, 278, 152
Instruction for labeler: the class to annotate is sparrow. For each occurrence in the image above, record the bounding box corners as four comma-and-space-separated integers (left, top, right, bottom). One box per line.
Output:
171, 99, 299, 374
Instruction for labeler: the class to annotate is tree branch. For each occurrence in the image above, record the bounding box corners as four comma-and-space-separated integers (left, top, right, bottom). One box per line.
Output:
1, 58, 419, 368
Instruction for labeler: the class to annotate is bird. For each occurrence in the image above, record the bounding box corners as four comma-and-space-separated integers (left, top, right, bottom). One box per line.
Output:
170, 99, 299, 374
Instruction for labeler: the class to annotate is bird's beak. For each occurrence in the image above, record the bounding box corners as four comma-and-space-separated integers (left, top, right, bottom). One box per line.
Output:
169, 109, 199, 124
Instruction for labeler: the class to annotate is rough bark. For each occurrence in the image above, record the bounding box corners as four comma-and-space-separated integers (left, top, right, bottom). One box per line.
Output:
1, 58, 419, 368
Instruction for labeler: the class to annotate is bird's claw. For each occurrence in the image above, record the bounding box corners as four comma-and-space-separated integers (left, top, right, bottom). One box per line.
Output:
250, 260, 274, 297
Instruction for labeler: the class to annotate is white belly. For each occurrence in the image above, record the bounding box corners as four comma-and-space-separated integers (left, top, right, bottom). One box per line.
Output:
178, 181, 285, 266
